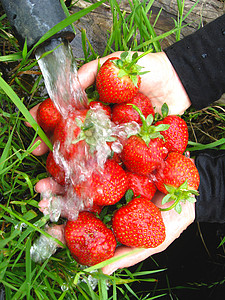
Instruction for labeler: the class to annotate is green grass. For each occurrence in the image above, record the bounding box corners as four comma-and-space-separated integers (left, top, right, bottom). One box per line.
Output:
1, 0, 225, 299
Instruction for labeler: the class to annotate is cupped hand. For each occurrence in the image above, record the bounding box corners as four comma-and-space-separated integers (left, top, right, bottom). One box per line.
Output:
35, 177, 195, 275
27, 50, 191, 155
102, 191, 195, 275
28, 51, 194, 273
78, 51, 191, 115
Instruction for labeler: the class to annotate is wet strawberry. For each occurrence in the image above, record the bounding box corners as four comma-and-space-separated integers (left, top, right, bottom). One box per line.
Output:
53, 110, 88, 160
154, 152, 200, 213
96, 52, 143, 104
112, 92, 155, 125
126, 171, 157, 199
89, 101, 112, 118
120, 105, 169, 176
112, 197, 166, 248
74, 159, 128, 206
155, 115, 188, 154
65, 211, 117, 266
37, 97, 61, 134
46, 151, 66, 186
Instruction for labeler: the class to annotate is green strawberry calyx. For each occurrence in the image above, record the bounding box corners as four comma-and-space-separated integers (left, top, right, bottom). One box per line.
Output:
154, 102, 169, 122
72, 109, 116, 154
128, 104, 170, 146
160, 180, 199, 214
111, 51, 148, 87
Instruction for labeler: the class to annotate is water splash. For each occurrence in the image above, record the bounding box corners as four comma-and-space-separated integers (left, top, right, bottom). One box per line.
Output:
35, 38, 88, 118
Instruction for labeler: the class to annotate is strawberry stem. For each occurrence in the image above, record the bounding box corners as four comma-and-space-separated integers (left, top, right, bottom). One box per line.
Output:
128, 104, 170, 146
160, 180, 199, 214
160, 197, 181, 213
127, 49, 153, 69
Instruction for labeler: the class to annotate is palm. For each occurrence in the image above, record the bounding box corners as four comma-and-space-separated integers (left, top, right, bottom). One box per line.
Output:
28, 51, 195, 274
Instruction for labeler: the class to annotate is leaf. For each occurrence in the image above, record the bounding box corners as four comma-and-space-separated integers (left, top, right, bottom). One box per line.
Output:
120, 51, 129, 60
125, 189, 134, 202
175, 202, 182, 214
161, 103, 169, 118
145, 114, 154, 126
187, 196, 197, 203
154, 123, 170, 132
161, 194, 172, 205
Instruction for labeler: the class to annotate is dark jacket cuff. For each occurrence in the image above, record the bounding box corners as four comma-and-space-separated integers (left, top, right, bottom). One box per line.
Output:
194, 150, 225, 223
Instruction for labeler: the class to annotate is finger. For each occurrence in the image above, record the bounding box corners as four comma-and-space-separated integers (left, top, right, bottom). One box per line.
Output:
102, 200, 195, 275
31, 136, 50, 156
24, 103, 41, 127
102, 242, 168, 275
46, 224, 66, 247
77, 52, 123, 90
35, 177, 65, 195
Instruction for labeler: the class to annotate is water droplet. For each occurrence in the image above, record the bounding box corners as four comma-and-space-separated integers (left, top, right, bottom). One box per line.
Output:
61, 283, 69, 292
221, 29, 225, 35
201, 53, 207, 59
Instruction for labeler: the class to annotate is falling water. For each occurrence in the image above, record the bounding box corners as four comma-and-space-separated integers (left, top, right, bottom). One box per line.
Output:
35, 38, 88, 118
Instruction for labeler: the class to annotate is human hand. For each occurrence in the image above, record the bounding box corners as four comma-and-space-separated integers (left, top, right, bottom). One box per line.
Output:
35, 178, 195, 274
78, 51, 191, 115
102, 190, 195, 275
27, 50, 191, 155
28, 51, 194, 273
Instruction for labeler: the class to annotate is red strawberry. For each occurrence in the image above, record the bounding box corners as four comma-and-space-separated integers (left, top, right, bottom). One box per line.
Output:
37, 98, 61, 134
121, 135, 168, 176
154, 152, 200, 213
65, 211, 117, 266
155, 115, 188, 153
112, 92, 155, 125
126, 171, 157, 199
82, 202, 103, 215
53, 110, 88, 160
120, 105, 169, 176
96, 52, 143, 104
74, 159, 128, 206
154, 152, 200, 194
89, 101, 112, 118
46, 151, 66, 185
112, 197, 166, 248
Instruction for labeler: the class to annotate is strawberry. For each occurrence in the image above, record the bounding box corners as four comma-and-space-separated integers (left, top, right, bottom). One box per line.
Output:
88, 101, 112, 118
37, 97, 61, 134
112, 197, 166, 248
121, 106, 169, 176
112, 92, 155, 125
65, 211, 117, 266
154, 152, 200, 213
96, 52, 144, 104
82, 202, 103, 215
126, 171, 157, 199
46, 151, 66, 186
53, 110, 88, 160
74, 159, 128, 206
155, 115, 188, 154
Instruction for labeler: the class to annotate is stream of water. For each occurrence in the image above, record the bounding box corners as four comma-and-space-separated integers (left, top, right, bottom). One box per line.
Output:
35, 38, 88, 118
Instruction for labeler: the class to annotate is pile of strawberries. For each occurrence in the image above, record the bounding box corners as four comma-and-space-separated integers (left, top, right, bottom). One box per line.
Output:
37, 52, 200, 267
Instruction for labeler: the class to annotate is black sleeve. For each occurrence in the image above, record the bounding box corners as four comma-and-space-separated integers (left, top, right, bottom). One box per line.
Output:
164, 14, 225, 110
194, 150, 225, 223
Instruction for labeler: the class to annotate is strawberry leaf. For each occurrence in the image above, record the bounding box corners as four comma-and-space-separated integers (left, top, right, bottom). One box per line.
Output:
161, 103, 169, 118
187, 196, 197, 203
125, 189, 134, 202
118, 69, 128, 78
132, 52, 138, 60
161, 194, 172, 205
175, 202, 182, 214
146, 114, 154, 127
